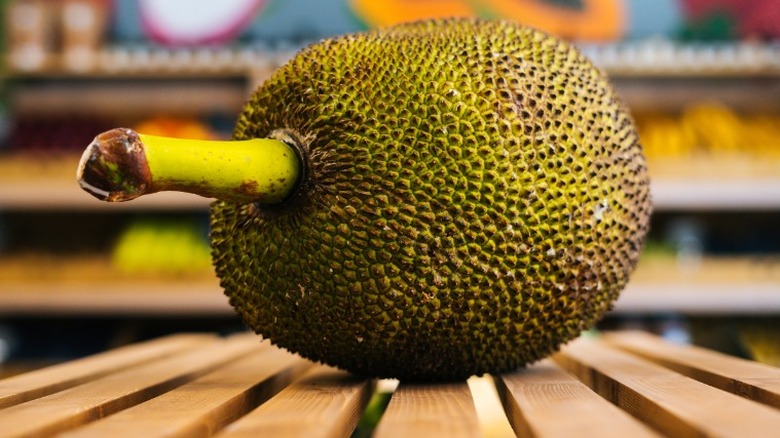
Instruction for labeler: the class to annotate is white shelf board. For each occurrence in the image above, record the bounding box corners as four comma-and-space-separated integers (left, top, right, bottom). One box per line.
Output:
580, 40, 780, 78
0, 179, 211, 211
650, 179, 780, 211
7, 42, 780, 79
0, 281, 232, 316
613, 282, 780, 315
3, 178, 780, 211
1, 279, 778, 316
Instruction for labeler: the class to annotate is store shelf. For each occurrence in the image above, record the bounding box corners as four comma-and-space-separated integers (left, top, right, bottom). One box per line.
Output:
0, 280, 232, 316
9, 48, 780, 116
8, 79, 250, 117
651, 179, 780, 211
4, 46, 292, 79
6, 44, 780, 115
0, 179, 211, 211
1, 279, 777, 317
6, 42, 780, 79
0, 257, 777, 316
613, 76, 780, 113
579, 41, 780, 78
614, 282, 780, 315
645, 156, 780, 210
2, 41, 779, 320
615, 256, 780, 315
3, 171, 779, 211
0, 155, 210, 211
0, 256, 227, 316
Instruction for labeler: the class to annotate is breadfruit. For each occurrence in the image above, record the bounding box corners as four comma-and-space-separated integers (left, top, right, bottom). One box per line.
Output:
210, 18, 652, 381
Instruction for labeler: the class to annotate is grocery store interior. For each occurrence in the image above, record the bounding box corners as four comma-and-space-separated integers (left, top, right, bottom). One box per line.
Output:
1, 0, 779, 376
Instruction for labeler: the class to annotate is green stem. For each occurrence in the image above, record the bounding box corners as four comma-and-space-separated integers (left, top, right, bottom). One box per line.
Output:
77, 128, 301, 204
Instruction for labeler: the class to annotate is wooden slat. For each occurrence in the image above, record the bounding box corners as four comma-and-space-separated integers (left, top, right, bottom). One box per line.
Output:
61, 347, 311, 438
604, 330, 780, 408
0, 334, 262, 438
373, 381, 481, 438
0, 334, 214, 409
495, 359, 660, 438
216, 366, 373, 438
555, 337, 780, 438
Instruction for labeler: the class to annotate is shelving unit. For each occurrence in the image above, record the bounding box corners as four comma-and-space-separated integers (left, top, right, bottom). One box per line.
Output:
4, 162, 779, 212
2, 260, 780, 316
2, 44, 780, 320
0, 176, 210, 211
651, 179, 780, 211
1, 262, 770, 318
0, 280, 227, 316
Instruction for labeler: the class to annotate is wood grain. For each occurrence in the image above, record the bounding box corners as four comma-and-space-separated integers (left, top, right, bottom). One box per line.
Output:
373, 381, 481, 438
60, 347, 311, 438
215, 366, 374, 438
0, 334, 214, 409
555, 337, 780, 438
3, 330, 779, 437
495, 359, 660, 438
603, 330, 780, 409
0, 334, 262, 438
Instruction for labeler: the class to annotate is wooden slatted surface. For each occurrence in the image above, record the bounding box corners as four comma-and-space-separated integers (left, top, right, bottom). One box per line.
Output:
217, 366, 373, 438
0, 334, 214, 409
495, 359, 660, 438
0, 334, 264, 437
1, 330, 780, 438
61, 347, 311, 438
555, 336, 780, 437
603, 330, 780, 409
373, 382, 481, 437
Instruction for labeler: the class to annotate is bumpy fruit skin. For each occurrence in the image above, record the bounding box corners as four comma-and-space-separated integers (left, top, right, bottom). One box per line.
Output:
211, 18, 652, 381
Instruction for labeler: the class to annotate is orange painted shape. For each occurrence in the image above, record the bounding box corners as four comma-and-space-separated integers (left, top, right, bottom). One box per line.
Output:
350, 0, 475, 28
477, 0, 626, 41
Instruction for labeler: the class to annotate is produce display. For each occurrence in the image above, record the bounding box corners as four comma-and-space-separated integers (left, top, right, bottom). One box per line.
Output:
132, 116, 219, 141
637, 103, 780, 160
77, 19, 651, 380
8, 115, 115, 154
7, 115, 218, 151
740, 321, 780, 367
111, 218, 211, 276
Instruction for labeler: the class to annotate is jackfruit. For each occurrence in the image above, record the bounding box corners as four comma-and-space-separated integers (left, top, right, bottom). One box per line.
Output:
208, 18, 652, 380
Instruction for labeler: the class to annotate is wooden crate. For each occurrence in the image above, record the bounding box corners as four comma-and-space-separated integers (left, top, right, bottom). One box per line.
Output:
1, 331, 780, 437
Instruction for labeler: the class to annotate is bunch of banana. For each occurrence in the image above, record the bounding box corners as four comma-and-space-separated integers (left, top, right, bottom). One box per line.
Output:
739, 320, 780, 367
111, 219, 212, 276
637, 103, 780, 160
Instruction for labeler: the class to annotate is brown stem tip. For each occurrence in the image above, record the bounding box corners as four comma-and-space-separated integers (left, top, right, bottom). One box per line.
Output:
77, 128, 152, 202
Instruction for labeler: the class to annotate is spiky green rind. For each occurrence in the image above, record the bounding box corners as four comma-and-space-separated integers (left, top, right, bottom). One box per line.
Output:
210, 18, 652, 381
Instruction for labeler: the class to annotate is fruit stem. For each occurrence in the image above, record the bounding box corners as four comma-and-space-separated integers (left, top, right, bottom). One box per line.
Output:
77, 128, 301, 204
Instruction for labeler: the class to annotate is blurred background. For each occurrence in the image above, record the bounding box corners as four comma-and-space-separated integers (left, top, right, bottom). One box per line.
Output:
1, 0, 779, 376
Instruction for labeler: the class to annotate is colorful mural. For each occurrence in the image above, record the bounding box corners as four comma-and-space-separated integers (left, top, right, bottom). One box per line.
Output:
138, 0, 268, 45
680, 0, 780, 40
107, 0, 780, 45
350, 0, 626, 41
